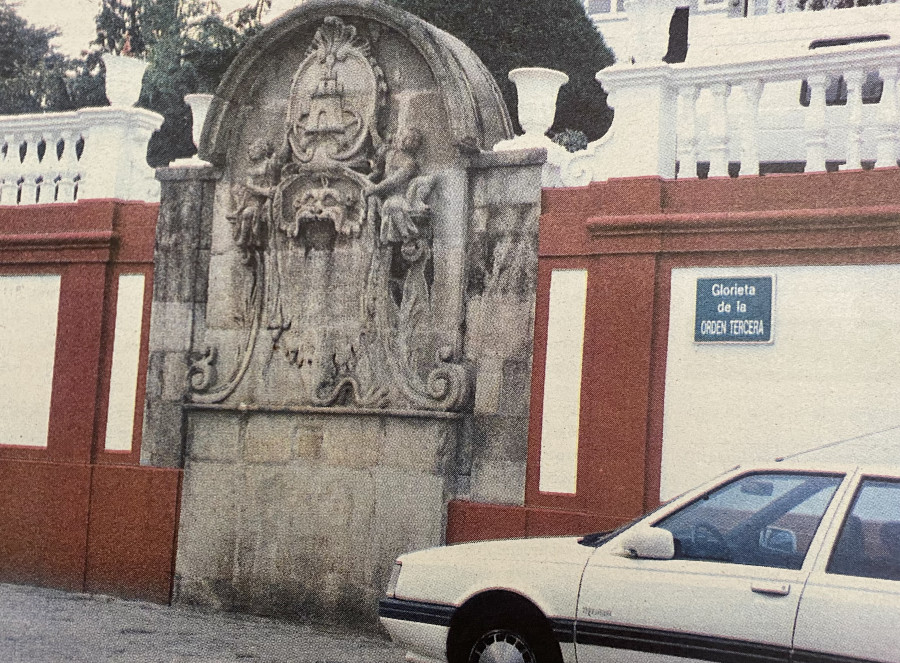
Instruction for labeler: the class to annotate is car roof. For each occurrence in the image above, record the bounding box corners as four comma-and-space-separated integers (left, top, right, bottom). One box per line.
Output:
771, 460, 900, 478
759, 425, 900, 478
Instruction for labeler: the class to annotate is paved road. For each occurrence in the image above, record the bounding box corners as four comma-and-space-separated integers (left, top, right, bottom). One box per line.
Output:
0, 583, 407, 662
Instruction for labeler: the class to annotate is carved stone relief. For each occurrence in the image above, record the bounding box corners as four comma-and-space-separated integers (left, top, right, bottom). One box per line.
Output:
190, 15, 468, 411
467, 204, 539, 301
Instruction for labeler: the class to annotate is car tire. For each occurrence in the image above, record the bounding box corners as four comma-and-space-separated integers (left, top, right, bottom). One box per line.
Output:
456, 620, 562, 663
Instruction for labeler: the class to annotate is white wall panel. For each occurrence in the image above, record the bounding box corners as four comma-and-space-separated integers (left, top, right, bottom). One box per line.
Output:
0, 274, 61, 447
539, 269, 588, 494
662, 264, 900, 499
104, 274, 145, 452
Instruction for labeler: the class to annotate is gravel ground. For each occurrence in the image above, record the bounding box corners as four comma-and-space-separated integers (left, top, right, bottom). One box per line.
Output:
0, 583, 407, 663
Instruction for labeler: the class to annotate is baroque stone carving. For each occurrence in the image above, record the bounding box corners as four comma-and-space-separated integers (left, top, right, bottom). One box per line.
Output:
228, 140, 277, 264
467, 205, 539, 301
188, 347, 217, 392
192, 15, 469, 411
484, 210, 539, 300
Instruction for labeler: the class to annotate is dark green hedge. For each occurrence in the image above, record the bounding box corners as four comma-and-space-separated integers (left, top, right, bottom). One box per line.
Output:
388, 0, 615, 141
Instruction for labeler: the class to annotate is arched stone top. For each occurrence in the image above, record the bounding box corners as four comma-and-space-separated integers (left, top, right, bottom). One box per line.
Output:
173, 0, 542, 415
200, 0, 513, 166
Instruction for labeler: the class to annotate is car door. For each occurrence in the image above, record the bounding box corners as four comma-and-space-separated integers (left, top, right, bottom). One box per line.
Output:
793, 473, 900, 663
575, 471, 848, 663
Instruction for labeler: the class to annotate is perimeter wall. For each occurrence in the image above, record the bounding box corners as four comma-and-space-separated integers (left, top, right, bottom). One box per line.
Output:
0, 199, 181, 603
448, 168, 900, 542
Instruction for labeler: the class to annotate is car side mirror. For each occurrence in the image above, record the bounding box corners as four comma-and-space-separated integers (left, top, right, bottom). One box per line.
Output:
615, 526, 675, 560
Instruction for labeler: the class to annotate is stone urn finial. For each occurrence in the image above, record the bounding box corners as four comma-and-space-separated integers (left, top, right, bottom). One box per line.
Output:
509, 67, 569, 137
171, 93, 214, 167
102, 53, 148, 107
185, 94, 214, 156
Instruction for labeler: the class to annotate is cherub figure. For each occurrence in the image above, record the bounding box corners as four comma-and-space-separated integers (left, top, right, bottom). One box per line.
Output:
365, 129, 434, 245
229, 139, 280, 263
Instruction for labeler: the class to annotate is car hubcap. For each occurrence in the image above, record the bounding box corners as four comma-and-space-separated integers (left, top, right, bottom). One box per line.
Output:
469, 629, 536, 663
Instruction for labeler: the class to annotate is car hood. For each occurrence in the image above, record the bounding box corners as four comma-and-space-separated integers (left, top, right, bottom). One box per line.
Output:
398, 536, 595, 566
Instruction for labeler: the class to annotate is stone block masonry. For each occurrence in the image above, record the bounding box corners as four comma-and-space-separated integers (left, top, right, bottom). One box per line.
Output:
176, 410, 457, 626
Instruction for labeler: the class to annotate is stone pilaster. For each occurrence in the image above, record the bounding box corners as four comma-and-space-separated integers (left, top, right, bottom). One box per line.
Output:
141, 165, 219, 468
463, 148, 543, 505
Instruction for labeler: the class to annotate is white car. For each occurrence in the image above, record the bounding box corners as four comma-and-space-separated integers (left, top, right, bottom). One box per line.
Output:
379, 459, 900, 663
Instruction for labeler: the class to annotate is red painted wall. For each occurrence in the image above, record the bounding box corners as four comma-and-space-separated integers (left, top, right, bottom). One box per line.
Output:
0, 200, 181, 602
448, 169, 900, 544
0, 460, 91, 591
86, 465, 182, 603
0, 459, 181, 602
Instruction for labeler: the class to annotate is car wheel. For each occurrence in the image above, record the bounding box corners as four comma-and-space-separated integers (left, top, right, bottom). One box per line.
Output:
469, 628, 535, 663
463, 623, 561, 663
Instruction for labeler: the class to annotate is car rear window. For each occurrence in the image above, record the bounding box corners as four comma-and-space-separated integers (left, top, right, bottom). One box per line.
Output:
828, 478, 900, 581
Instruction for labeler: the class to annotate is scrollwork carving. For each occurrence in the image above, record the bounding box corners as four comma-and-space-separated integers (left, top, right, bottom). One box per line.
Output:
189, 249, 265, 405
192, 15, 470, 411
188, 347, 217, 392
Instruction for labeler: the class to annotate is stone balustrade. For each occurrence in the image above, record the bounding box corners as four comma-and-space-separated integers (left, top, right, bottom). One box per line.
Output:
501, 28, 900, 186
545, 0, 900, 185
670, 40, 900, 178
586, 0, 898, 22
0, 106, 163, 205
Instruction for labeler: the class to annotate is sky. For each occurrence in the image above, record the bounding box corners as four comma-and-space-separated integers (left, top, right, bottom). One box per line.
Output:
15, 0, 302, 57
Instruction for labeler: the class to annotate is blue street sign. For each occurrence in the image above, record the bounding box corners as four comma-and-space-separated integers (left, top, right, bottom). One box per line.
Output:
694, 276, 773, 343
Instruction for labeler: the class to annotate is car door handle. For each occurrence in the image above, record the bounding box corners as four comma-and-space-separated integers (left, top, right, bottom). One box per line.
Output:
751, 582, 791, 596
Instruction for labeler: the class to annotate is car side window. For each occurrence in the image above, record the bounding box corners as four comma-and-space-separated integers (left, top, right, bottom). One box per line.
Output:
655, 472, 843, 570
827, 478, 900, 581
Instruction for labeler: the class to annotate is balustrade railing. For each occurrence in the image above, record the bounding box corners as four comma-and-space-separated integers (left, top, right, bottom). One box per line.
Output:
0, 113, 84, 205
0, 107, 163, 206
673, 41, 900, 177
586, 0, 898, 20
792, 0, 898, 11
499, 33, 900, 186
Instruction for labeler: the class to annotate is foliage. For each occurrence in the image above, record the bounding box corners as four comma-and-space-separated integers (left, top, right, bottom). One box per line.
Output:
551, 128, 589, 153
0, 0, 104, 114
386, 0, 615, 141
1, 0, 612, 162
92, 0, 271, 166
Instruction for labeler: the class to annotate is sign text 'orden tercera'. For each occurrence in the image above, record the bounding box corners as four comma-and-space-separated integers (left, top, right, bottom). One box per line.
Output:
694, 276, 773, 343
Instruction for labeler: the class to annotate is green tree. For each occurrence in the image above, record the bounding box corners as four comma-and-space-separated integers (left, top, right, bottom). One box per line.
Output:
387, 0, 615, 141
0, 0, 103, 114
93, 0, 271, 166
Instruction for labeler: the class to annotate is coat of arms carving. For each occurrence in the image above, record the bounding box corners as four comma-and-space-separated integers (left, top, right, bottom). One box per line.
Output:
191, 15, 468, 412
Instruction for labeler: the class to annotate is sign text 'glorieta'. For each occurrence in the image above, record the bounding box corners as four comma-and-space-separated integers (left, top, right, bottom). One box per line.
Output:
694, 276, 774, 343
